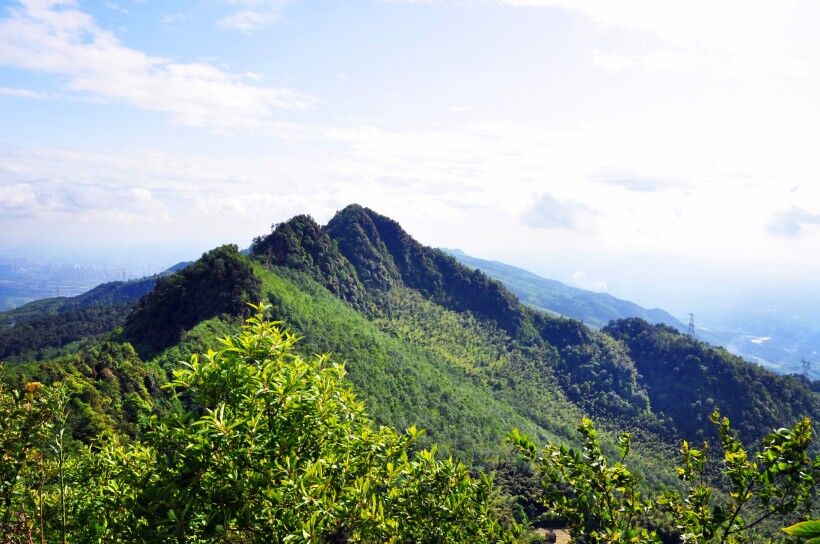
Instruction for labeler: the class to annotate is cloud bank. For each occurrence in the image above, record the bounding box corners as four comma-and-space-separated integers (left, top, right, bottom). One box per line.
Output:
0, 0, 315, 131
767, 208, 820, 239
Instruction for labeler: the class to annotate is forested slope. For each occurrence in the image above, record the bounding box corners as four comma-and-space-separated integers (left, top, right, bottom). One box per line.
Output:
123, 245, 261, 357
606, 318, 819, 444
0, 204, 816, 524
248, 205, 817, 446
0, 275, 158, 362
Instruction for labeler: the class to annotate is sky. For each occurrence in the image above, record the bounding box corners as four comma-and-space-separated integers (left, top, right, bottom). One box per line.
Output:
1, 0, 820, 319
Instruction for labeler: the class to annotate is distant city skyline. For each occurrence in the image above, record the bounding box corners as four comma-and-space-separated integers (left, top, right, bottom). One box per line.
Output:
1, 0, 820, 317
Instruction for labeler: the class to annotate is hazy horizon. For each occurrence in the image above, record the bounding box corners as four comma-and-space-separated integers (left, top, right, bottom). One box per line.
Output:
6, 227, 820, 330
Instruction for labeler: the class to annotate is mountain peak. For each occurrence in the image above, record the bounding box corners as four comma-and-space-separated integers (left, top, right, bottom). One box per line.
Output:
248, 205, 527, 335
326, 205, 402, 291
251, 214, 369, 310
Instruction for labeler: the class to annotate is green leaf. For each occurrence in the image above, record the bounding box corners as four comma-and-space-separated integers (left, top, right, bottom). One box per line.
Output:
783, 520, 820, 538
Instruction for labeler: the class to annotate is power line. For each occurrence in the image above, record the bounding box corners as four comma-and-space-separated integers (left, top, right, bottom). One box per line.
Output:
687, 313, 695, 337
692, 325, 812, 377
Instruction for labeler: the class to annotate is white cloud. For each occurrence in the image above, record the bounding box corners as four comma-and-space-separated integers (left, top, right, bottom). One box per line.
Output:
160, 13, 187, 25
592, 49, 698, 74
500, 0, 790, 49
130, 187, 152, 201
218, 0, 293, 32
394, 0, 803, 76
0, 183, 38, 213
571, 270, 607, 292
104, 2, 130, 16
0, 86, 51, 99
524, 193, 597, 231
218, 10, 276, 32
0, 1, 818, 277
0, 176, 170, 225
595, 173, 676, 193
591, 51, 636, 73
0, 0, 316, 131
0, 145, 343, 243
767, 208, 820, 239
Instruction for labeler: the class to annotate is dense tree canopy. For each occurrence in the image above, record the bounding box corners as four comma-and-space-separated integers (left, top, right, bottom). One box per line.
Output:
0, 306, 519, 543
124, 245, 261, 357
510, 411, 819, 543
251, 215, 370, 311
605, 318, 819, 444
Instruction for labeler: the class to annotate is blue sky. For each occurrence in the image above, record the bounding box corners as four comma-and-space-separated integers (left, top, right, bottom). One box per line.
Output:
2, 0, 820, 316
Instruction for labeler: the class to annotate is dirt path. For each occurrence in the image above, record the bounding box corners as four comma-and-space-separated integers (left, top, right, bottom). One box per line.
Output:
534, 528, 571, 543
553, 529, 570, 544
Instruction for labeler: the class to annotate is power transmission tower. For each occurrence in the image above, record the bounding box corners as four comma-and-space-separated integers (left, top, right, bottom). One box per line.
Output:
687, 313, 695, 336
801, 359, 812, 378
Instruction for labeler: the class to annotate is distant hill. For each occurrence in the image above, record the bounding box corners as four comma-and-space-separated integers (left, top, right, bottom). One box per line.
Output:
0, 274, 159, 362
606, 318, 818, 442
444, 249, 686, 330
443, 251, 819, 377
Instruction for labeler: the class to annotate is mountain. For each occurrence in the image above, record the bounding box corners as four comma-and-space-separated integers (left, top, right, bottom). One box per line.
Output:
244, 205, 815, 444
605, 318, 817, 442
0, 261, 193, 363
445, 249, 686, 330
442, 250, 820, 378
123, 246, 260, 357
1, 204, 816, 524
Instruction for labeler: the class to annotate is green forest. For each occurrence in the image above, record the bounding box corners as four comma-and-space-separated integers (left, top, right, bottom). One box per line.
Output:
1, 205, 817, 543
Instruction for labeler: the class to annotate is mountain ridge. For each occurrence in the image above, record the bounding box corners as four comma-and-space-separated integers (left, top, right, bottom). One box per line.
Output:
243, 204, 815, 445
444, 248, 686, 330
1, 203, 816, 456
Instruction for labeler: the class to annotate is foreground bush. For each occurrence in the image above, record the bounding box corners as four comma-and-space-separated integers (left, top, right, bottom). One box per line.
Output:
510, 411, 819, 543
2, 304, 518, 543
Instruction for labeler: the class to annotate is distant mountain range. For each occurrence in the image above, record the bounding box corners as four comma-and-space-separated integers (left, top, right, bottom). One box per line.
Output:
445, 249, 820, 379
0, 263, 189, 363
4, 237, 814, 379
444, 249, 687, 330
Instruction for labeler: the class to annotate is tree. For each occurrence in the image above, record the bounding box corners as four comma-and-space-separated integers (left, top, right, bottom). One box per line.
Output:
509, 420, 657, 544
510, 411, 819, 543
668, 410, 818, 543
0, 381, 50, 544
73, 303, 519, 542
